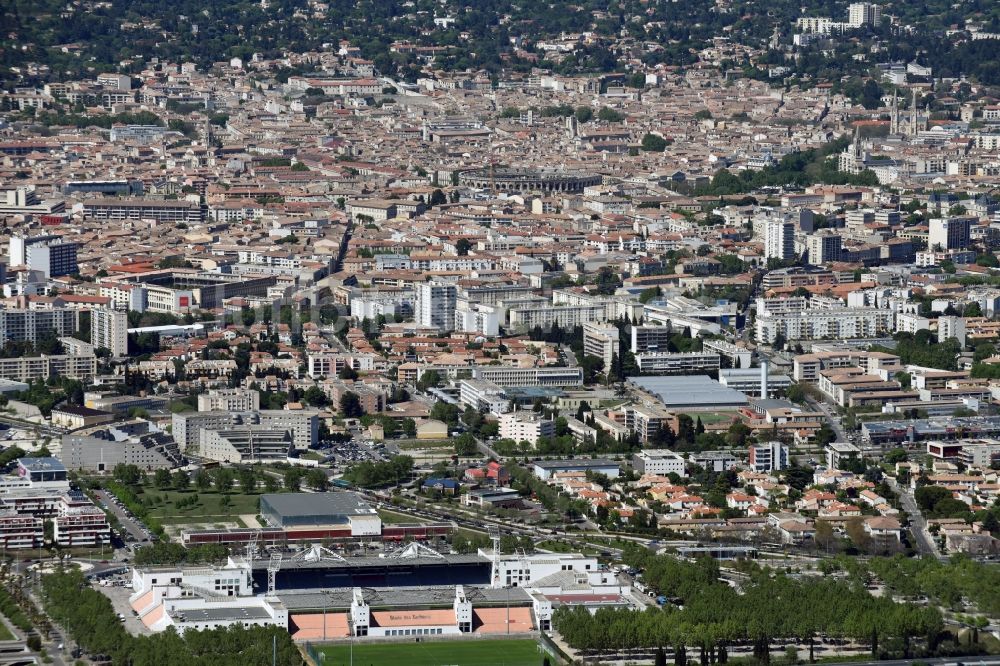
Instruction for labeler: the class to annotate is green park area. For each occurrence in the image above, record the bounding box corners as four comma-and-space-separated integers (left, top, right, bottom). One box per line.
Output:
140, 488, 261, 524
679, 411, 737, 426
96, 464, 328, 536
316, 638, 548, 666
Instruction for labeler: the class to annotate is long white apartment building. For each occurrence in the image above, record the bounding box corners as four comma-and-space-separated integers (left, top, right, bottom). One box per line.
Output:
508, 304, 606, 330
0, 353, 96, 383
635, 351, 721, 374
472, 365, 583, 387
172, 410, 319, 453
756, 307, 894, 344
460, 283, 534, 305
399, 363, 583, 387
551, 290, 643, 322
350, 293, 413, 320
793, 350, 902, 382
0, 308, 78, 344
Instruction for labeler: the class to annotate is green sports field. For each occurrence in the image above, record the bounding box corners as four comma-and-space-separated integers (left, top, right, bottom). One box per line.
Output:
315, 638, 548, 666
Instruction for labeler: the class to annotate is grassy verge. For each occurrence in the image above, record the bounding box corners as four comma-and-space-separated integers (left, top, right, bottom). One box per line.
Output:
396, 440, 455, 450
316, 638, 544, 666
377, 509, 432, 525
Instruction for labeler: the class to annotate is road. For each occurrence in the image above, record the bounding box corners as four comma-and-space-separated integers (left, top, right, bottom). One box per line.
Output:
559, 345, 578, 367
819, 658, 1000, 666
807, 396, 850, 444
358, 489, 630, 557
895, 482, 944, 560
0, 415, 64, 438
93, 490, 151, 544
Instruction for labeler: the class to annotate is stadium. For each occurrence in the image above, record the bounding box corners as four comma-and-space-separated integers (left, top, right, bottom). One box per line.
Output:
458, 167, 602, 193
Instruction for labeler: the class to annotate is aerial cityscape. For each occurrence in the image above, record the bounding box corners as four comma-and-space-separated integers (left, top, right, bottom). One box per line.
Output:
0, 0, 1000, 664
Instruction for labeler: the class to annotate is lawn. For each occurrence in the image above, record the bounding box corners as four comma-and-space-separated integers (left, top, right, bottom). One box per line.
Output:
680, 411, 737, 426
0, 618, 14, 641
397, 440, 455, 450
138, 488, 262, 523
377, 509, 431, 525
316, 638, 547, 666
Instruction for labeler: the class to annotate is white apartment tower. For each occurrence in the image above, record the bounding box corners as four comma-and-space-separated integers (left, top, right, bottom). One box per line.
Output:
806, 233, 842, 265
415, 282, 458, 331
91, 307, 129, 358
582, 322, 619, 370
9, 234, 79, 278
848, 2, 881, 27
928, 218, 971, 251
764, 220, 795, 261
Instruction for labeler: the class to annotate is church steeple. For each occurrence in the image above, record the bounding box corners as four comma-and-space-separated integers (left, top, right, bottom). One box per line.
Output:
890, 91, 898, 135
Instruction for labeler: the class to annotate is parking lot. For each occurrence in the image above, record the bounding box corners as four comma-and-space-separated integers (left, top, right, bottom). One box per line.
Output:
97, 580, 151, 636
94, 490, 155, 544
315, 436, 388, 466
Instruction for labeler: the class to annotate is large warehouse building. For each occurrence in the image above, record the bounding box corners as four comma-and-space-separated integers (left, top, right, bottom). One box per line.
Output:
627, 375, 749, 410
260, 492, 382, 535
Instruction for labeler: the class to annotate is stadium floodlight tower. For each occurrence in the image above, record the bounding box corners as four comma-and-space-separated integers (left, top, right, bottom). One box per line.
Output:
267, 552, 282, 597
244, 530, 261, 591
489, 526, 502, 589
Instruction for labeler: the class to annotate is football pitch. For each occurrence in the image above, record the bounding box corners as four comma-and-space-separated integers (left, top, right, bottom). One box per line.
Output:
315, 638, 548, 666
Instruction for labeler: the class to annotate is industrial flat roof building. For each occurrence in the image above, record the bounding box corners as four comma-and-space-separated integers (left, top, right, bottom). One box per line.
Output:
531, 458, 620, 480
260, 492, 382, 536
627, 375, 749, 409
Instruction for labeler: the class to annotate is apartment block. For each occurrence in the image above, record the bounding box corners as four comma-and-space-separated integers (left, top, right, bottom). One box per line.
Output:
307, 352, 377, 378
632, 449, 685, 476
0, 308, 78, 344
508, 304, 606, 330
635, 352, 721, 374
79, 198, 204, 224
0, 354, 96, 382
498, 412, 555, 445
91, 307, 129, 357
928, 217, 971, 250
415, 282, 457, 331
172, 410, 319, 453
764, 220, 795, 261
582, 322, 619, 370
197, 389, 261, 412
9, 234, 79, 278
630, 324, 674, 354
749, 441, 789, 471
755, 308, 894, 343
471, 366, 583, 387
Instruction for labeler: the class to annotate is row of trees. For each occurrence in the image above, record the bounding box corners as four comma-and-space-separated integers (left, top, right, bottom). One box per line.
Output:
118, 463, 327, 495
865, 554, 1000, 617
132, 542, 228, 566
342, 455, 414, 487
555, 546, 944, 661
41, 569, 302, 665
